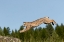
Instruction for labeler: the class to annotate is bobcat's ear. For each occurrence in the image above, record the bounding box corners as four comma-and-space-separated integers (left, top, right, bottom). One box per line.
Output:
44, 17, 49, 18
23, 22, 26, 24
23, 22, 26, 23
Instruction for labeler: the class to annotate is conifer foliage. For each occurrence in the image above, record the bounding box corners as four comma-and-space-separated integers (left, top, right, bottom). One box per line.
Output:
0, 24, 64, 42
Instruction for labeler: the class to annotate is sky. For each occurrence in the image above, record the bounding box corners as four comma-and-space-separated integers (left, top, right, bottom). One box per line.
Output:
0, 0, 64, 30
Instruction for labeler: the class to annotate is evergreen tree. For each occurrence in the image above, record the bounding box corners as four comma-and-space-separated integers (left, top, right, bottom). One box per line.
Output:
45, 24, 54, 37
7, 27, 10, 35
33, 28, 39, 41
3, 27, 10, 36
15, 29, 19, 38
55, 24, 64, 39
11, 30, 15, 37
3, 27, 7, 36
41, 28, 49, 40
0, 27, 4, 36
18, 25, 25, 41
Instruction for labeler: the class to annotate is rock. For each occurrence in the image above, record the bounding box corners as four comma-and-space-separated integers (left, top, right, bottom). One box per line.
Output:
0, 36, 21, 42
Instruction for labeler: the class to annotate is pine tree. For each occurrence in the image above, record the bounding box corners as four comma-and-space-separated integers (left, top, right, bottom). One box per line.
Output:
18, 25, 25, 41
15, 29, 19, 38
0, 27, 4, 36
3, 27, 10, 36
7, 27, 10, 35
11, 30, 15, 37
55, 24, 64, 39
45, 24, 54, 37
41, 28, 49, 40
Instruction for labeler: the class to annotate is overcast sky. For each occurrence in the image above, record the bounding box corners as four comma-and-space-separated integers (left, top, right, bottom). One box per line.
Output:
0, 0, 64, 30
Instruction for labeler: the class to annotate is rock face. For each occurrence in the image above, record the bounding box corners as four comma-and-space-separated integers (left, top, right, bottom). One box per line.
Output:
0, 36, 21, 42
